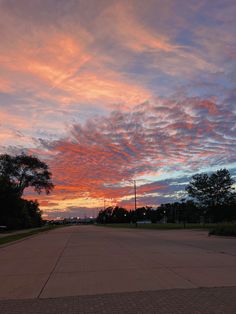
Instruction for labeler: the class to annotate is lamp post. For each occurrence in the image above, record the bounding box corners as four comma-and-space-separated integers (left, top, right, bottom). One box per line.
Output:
163, 210, 166, 224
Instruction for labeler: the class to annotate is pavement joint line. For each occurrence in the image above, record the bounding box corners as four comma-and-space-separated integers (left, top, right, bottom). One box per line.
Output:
47, 265, 236, 276
37, 229, 74, 299
162, 237, 236, 257
133, 249, 199, 288
165, 266, 197, 287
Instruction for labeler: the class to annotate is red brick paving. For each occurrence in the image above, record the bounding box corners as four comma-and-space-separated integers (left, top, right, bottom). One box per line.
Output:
0, 287, 236, 314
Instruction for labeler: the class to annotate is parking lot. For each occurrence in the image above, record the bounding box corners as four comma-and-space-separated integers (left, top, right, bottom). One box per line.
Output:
0, 225, 236, 313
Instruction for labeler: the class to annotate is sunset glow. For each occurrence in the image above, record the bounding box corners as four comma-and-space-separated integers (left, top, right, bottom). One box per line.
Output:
0, 0, 235, 218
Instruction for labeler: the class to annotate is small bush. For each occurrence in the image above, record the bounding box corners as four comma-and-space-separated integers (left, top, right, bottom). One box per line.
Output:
209, 224, 236, 236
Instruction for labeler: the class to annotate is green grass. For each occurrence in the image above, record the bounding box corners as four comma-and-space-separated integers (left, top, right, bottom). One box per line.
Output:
0, 225, 64, 246
96, 223, 217, 230
209, 224, 236, 236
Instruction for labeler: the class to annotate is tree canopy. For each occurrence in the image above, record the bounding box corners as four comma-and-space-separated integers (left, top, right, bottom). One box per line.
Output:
186, 168, 235, 208
0, 153, 54, 229
0, 153, 54, 196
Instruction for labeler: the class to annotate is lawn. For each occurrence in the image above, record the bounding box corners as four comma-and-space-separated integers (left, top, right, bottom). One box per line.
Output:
96, 223, 217, 230
0, 225, 64, 246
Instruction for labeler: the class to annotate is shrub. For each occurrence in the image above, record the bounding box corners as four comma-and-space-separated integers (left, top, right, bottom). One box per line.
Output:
209, 224, 236, 236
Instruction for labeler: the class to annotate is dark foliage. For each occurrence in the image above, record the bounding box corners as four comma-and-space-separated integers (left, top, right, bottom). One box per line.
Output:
186, 169, 235, 208
0, 153, 54, 196
97, 205, 158, 224
157, 200, 200, 223
97, 169, 235, 225
0, 153, 54, 229
209, 224, 236, 236
186, 168, 235, 223
97, 206, 130, 224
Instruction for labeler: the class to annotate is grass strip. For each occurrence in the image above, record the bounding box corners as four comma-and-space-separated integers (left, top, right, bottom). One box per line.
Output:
96, 223, 217, 230
0, 225, 62, 246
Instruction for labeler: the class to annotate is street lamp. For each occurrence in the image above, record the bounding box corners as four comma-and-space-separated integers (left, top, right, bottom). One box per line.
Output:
163, 210, 166, 224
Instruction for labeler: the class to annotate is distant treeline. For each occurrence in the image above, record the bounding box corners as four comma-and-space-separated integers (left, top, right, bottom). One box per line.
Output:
97, 201, 236, 225
97, 169, 236, 224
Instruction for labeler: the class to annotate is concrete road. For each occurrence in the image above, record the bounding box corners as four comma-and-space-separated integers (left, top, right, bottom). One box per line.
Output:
0, 225, 236, 300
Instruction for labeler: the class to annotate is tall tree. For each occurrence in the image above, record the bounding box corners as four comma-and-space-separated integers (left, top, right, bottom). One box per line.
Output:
0, 153, 54, 196
0, 154, 54, 229
186, 168, 235, 208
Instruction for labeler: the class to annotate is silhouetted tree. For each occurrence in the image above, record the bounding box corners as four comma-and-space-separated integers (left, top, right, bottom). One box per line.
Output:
112, 206, 129, 223
0, 153, 54, 229
96, 207, 113, 224
186, 169, 235, 222
186, 169, 235, 208
0, 154, 54, 196
157, 201, 200, 224
97, 206, 130, 224
24, 200, 43, 227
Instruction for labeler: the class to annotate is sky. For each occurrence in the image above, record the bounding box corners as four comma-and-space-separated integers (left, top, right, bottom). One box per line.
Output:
0, 0, 235, 219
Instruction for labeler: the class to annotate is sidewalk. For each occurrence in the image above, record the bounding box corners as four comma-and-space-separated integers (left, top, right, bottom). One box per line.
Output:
0, 287, 236, 314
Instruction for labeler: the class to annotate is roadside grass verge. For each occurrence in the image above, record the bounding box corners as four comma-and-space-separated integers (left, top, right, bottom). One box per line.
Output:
0, 225, 64, 246
96, 223, 217, 230
209, 224, 236, 236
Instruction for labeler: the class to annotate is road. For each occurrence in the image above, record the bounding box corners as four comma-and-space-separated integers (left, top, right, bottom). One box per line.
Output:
0, 225, 236, 313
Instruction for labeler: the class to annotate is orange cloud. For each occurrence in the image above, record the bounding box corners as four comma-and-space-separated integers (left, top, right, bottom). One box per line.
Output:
0, 78, 14, 93
99, 3, 178, 53
22, 95, 234, 215
0, 23, 151, 110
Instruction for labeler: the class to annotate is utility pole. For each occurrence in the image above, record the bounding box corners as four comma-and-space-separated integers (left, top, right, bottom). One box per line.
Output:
134, 180, 137, 227
134, 180, 137, 211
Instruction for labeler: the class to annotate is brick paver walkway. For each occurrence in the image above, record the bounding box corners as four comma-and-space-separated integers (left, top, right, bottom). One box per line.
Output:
1, 287, 236, 314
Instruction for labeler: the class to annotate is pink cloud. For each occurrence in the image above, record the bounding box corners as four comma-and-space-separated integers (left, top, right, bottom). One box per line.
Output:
0, 0, 235, 218
25, 95, 235, 213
